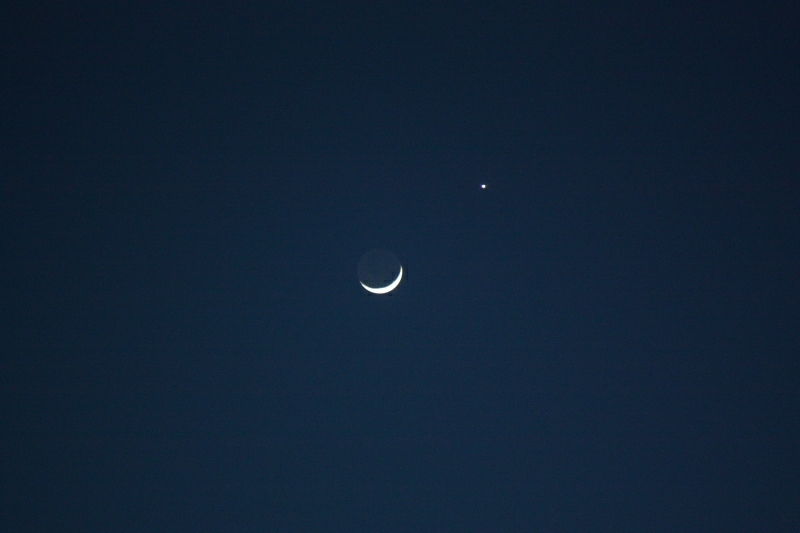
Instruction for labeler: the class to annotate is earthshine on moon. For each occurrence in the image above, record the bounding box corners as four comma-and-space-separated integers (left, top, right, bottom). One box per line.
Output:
358, 249, 403, 295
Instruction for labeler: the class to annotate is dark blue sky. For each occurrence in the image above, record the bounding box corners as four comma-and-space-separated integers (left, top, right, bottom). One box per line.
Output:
2, 2, 799, 531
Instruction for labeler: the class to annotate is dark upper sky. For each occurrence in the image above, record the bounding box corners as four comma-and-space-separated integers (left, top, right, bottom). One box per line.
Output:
2, 2, 798, 531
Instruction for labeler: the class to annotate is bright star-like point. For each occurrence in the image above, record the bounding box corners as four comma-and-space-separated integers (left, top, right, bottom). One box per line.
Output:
480, 184, 486, 189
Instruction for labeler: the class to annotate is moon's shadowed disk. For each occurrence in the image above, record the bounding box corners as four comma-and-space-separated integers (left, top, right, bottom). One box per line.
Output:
358, 249, 402, 294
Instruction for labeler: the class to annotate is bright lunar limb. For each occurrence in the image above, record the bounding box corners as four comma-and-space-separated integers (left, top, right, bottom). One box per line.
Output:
361, 266, 403, 294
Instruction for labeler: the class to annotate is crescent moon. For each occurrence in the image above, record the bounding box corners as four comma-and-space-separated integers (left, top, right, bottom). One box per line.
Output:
360, 266, 403, 294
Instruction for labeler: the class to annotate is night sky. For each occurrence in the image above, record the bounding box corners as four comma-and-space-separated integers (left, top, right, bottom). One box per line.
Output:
2, 2, 799, 531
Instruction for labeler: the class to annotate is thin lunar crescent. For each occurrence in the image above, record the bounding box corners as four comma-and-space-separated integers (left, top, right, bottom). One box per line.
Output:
360, 266, 403, 294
